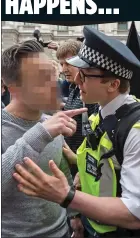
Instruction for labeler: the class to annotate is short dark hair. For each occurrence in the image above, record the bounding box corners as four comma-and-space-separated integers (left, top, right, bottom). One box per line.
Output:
2, 40, 44, 85
100, 69, 130, 93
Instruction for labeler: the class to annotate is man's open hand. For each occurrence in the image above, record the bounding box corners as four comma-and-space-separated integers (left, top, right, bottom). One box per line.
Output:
13, 158, 70, 204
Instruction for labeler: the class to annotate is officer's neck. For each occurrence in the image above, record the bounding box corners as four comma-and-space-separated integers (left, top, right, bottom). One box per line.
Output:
99, 91, 120, 108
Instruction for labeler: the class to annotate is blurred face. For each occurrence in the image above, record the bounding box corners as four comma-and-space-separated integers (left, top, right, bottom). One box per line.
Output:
59, 53, 79, 83
75, 68, 120, 105
12, 53, 58, 111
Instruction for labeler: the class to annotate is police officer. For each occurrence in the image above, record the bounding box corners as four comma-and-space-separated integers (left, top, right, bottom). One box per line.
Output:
13, 26, 140, 237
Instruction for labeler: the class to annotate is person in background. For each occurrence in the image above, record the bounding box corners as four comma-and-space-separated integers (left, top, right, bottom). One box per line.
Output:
58, 78, 70, 108
2, 40, 85, 238
56, 40, 99, 177
60, 79, 70, 99
47, 42, 70, 100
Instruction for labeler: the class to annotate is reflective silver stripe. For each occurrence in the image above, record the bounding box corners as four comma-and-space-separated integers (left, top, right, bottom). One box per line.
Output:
99, 134, 119, 197
99, 159, 114, 197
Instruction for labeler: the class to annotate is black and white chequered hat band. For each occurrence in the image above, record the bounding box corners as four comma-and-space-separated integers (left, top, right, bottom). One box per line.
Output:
79, 44, 133, 80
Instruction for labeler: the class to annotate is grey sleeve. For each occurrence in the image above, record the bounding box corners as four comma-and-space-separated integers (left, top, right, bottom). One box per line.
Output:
120, 127, 140, 219
59, 154, 79, 217
2, 122, 53, 193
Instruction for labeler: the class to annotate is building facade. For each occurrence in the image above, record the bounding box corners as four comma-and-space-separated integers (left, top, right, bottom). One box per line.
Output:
2, 21, 140, 60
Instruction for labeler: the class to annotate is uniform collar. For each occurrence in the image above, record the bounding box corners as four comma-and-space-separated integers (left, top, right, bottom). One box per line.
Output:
100, 93, 130, 119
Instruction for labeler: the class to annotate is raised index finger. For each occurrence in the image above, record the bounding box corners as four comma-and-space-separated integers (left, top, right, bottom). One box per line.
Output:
64, 108, 88, 118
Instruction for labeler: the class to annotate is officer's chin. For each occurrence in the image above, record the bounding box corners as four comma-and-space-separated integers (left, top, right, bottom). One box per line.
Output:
80, 95, 94, 104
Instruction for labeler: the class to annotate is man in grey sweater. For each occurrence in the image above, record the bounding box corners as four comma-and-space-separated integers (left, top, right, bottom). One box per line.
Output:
2, 40, 85, 238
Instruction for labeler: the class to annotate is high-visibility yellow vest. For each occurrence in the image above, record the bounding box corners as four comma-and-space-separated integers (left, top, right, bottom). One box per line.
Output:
77, 113, 140, 234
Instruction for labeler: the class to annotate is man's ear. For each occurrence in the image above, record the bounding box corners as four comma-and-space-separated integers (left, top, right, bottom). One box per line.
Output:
107, 79, 120, 93
8, 83, 20, 95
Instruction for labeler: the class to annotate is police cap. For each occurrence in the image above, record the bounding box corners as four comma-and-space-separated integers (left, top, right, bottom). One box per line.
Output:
67, 26, 140, 80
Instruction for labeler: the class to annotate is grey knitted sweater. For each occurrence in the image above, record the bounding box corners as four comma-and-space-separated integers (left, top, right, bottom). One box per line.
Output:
2, 109, 75, 238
